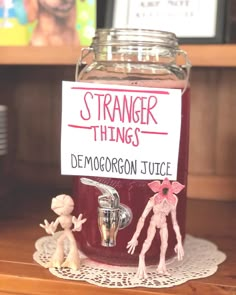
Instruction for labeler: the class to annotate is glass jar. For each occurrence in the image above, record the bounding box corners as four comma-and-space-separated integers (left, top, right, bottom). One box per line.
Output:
73, 28, 191, 266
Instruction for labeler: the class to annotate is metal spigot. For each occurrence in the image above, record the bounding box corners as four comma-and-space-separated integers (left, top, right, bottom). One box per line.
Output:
80, 178, 132, 247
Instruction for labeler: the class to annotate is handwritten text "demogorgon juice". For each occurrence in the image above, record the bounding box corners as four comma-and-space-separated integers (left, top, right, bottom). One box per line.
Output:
69, 87, 169, 147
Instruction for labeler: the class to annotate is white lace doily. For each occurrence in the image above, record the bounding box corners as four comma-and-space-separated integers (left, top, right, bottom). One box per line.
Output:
33, 233, 226, 288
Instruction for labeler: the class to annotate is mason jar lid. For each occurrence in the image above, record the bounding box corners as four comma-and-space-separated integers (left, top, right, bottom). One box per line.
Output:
91, 28, 179, 50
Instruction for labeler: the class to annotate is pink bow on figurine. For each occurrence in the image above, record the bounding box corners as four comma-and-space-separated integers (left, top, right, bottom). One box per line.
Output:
148, 178, 185, 206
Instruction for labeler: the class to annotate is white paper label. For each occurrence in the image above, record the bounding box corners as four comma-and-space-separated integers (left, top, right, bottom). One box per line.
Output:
61, 81, 182, 180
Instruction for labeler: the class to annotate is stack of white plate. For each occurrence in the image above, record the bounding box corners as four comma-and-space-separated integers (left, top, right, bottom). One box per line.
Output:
0, 105, 7, 156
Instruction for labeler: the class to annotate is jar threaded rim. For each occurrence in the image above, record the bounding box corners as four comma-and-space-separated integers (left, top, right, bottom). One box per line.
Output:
91, 28, 179, 50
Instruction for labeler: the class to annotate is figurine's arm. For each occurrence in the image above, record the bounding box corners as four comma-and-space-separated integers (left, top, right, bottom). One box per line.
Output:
170, 201, 184, 261
127, 198, 154, 255
40, 218, 60, 235
72, 214, 87, 232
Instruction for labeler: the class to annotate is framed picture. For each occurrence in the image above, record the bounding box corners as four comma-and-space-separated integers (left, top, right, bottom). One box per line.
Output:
0, 0, 96, 46
225, 0, 236, 43
106, 0, 226, 44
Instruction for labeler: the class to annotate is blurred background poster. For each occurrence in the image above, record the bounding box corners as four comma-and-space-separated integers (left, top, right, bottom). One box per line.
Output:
0, 0, 96, 46
111, 0, 225, 43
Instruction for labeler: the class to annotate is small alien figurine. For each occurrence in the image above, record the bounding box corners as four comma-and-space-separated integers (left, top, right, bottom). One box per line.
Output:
127, 178, 185, 279
40, 194, 86, 270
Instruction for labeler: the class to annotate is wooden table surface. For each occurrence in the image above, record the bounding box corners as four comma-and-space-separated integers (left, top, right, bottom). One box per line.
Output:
0, 190, 235, 295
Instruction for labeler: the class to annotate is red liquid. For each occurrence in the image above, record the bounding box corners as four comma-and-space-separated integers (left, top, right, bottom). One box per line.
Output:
73, 82, 190, 266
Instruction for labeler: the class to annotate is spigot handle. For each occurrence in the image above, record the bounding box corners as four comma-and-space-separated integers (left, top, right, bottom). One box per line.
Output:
80, 178, 132, 247
80, 178, 120, 209
80, 177, 100, 187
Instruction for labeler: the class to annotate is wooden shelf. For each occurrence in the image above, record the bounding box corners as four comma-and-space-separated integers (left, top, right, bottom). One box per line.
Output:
0, 46, 81, 66
181, 44, 236, 67
0, 44, 236, 66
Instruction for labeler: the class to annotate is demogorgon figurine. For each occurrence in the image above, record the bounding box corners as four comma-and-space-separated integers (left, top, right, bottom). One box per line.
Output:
40, 194, 86, 270
127, 178, 185, 279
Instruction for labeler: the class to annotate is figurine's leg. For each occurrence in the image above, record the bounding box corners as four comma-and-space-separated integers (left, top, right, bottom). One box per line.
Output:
136, 221, 156, 279
156, 223, 169, 275
46, 233, 66, 268
61, 230, 80, 270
